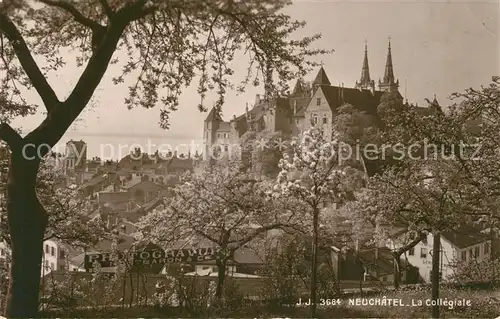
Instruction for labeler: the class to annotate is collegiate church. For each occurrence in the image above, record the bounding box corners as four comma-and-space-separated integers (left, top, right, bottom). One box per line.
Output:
203, 41, 427, 155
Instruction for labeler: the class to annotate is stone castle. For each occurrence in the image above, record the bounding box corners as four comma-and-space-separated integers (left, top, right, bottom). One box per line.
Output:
203, 40, 414, 155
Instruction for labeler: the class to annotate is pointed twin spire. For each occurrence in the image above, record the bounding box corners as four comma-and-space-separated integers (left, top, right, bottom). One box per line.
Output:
360, 42, 371, 83
356, 41, 375, 91
378, 37, 399, 92
383, 39, 395, 84
309, 38, 399, 95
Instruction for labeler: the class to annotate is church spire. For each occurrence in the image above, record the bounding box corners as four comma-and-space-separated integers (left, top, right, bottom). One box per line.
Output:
378, 37, 399, 93
383, 39, 394, 83
355, 41, 375, 92
361, 42, 371, 83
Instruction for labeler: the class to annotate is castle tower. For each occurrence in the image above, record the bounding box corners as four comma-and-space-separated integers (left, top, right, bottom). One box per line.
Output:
64, 139, 87, 173
378, 39, 399, 93
355, 42, 375, 92
312, 66, 331, 93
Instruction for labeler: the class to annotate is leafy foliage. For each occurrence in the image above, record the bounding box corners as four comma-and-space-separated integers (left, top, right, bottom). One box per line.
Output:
0, 0, 328, 128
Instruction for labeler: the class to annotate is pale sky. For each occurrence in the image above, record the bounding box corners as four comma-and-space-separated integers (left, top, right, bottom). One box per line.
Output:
12, 0, 500, 156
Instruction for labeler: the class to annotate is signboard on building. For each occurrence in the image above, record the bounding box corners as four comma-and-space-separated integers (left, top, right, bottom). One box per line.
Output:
84, 252, 122, 272
133, 247, 222, 267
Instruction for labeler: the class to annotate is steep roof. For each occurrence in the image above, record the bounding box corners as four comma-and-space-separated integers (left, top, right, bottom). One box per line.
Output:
313, 66, 331, 87
320, 85, 383, 115
292, 79, 306, 94
205, 107, 222, 122
442, 227, 490, 249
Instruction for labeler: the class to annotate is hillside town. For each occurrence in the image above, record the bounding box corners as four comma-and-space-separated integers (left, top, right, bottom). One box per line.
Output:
0, 42, 493, 293
0, 0, 497, 318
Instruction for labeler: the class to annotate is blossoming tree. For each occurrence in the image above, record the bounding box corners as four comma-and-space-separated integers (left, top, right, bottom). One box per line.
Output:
273, 127, 349, 318
137, 160, 302, 302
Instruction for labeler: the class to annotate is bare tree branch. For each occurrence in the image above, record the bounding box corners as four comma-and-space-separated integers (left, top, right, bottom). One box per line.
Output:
38, 0, 103, 30
0, 14, 59, 112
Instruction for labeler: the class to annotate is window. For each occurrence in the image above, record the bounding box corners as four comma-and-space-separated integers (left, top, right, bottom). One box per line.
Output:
461, 251, 467, 261
420, 248, 427, 258
58, 264, 65, 271
50, 263, 54, 270
45, 260, 49, 268
409, 232, 416, 240
422, 235, 428, 245
322, 116, 328, 124
485, 242, 491, 255
408, 247, 415, 256
381, 276, 387, 282
224, 145, 228, 152
50, 246, 55, 257
469, 249, 474, 260
316, 98, 321, 106
312, 114, 318, 125
474, 246, 480, 257
45, 244, 49, 254
295, 119, 299, 125
59, 249, 65, 259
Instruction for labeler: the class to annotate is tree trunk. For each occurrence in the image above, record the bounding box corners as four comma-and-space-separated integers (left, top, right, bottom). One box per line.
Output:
431, 232, 441, 319
310, 208, 319, 318
215, 258, 227, 301
393, 253, 401, 289
4, 154, 47, 318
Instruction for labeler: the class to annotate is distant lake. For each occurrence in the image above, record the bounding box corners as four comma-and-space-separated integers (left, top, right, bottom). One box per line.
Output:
54, 134, 206, 160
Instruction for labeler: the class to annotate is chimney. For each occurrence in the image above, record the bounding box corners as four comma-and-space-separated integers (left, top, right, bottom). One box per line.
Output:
255, 94, 260, 105
355, 239, 359, 252
375, 247, 379, 260
293, 101, 297, 115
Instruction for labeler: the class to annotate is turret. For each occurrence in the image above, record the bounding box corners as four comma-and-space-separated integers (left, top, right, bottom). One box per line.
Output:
312, 66, 331, 92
